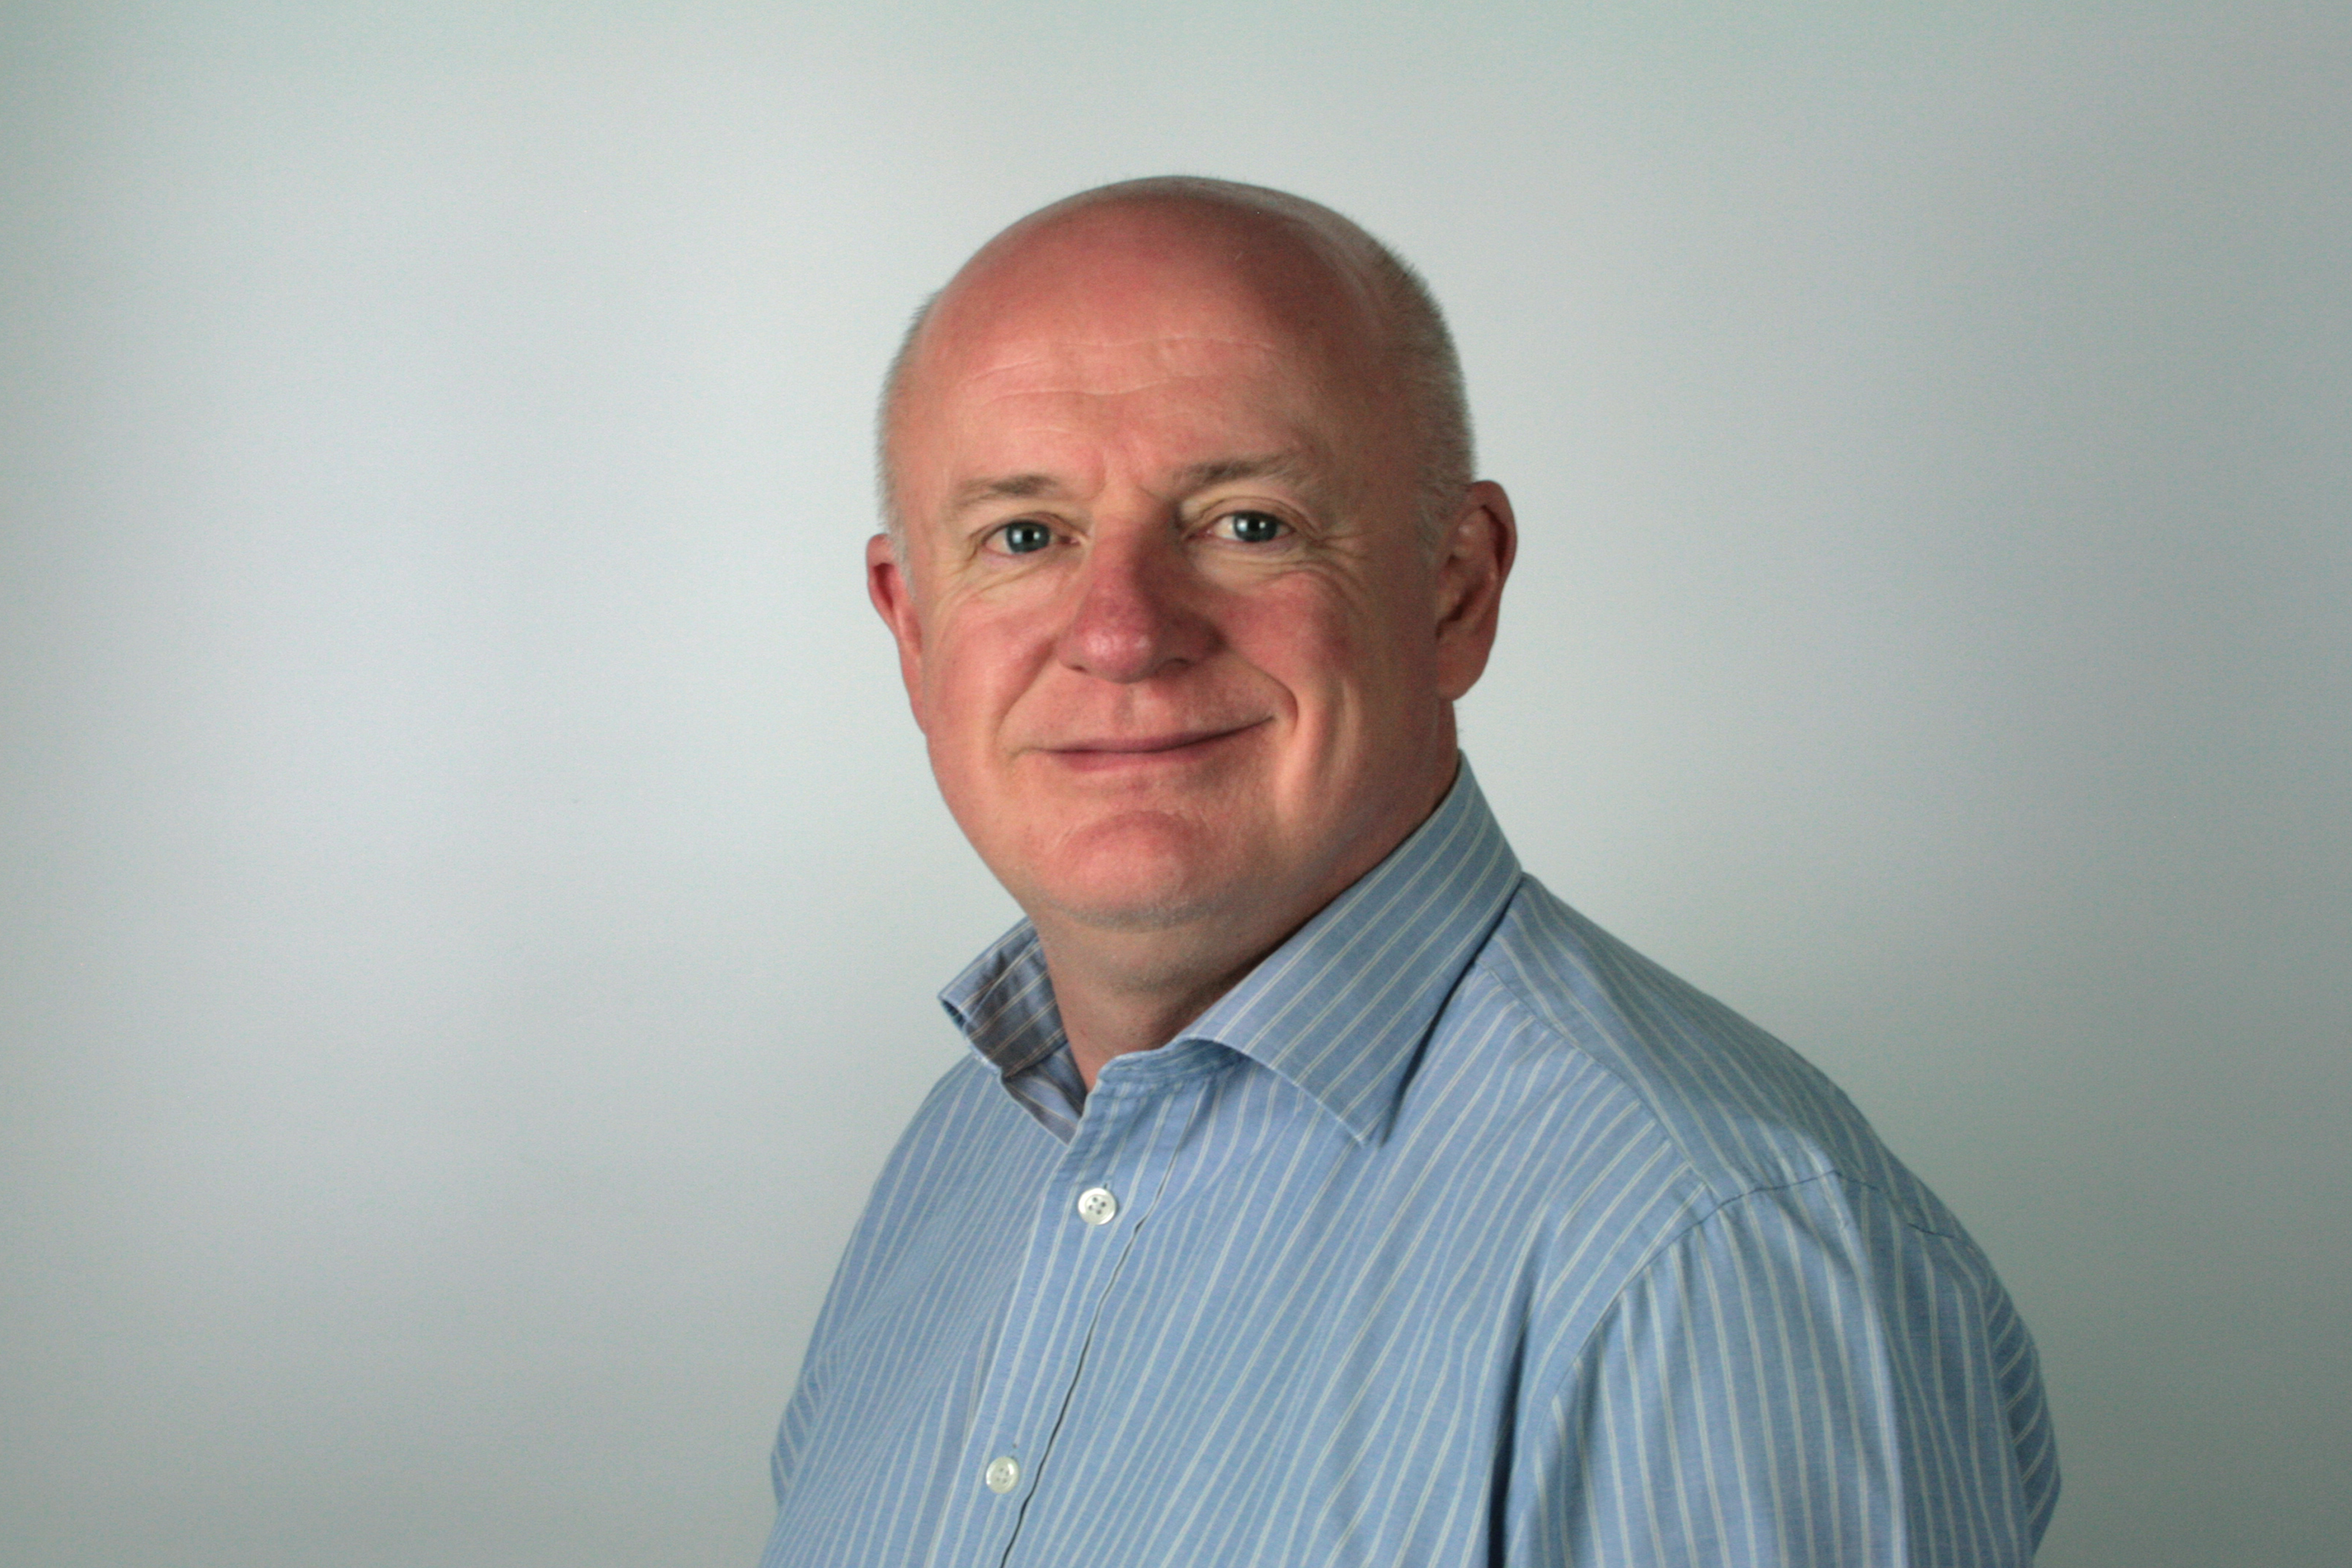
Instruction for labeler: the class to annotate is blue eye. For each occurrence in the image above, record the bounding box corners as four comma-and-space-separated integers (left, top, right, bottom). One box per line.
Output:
995, 520, 1054, 555
1221, 510, 1285, 543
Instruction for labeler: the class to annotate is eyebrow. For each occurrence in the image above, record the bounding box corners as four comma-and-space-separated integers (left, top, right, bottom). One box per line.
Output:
1171, 452, 1319, 491
944, 452, 1325, 520
946, 472, 1065, 518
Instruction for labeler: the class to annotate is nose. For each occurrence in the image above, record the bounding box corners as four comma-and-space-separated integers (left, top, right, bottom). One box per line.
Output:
1053, 529, 1215, 684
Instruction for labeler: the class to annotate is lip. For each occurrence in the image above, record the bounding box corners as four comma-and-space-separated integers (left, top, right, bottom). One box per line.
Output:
1040, 720, 1267, 769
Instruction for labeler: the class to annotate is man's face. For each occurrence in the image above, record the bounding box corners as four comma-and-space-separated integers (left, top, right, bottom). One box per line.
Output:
872, 206, 1495, 950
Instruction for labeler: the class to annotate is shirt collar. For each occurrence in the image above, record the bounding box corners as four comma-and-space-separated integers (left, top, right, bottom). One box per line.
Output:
939, 759, 1522, 1144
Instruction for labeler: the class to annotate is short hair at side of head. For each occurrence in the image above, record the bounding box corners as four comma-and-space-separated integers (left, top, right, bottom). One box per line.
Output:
875, 289, 938, 560
875, 177, 1474, 557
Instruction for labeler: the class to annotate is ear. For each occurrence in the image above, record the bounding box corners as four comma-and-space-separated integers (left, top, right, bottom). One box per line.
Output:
1431, 481, 1517, 702
867, 531, 930, 728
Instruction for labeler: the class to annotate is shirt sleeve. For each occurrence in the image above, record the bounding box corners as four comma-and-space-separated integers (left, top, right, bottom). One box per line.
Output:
1507, 1173, 2059, 1566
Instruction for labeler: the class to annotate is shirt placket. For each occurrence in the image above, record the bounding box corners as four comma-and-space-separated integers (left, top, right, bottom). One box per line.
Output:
935, 1063, 1206, 1568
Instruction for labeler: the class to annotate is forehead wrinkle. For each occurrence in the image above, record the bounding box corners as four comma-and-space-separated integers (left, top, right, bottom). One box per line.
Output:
903, 299, 1381, 531
930, 364, 1310, 454
949, 375, 1280, 413
940, 332, 1293, 394
964, 333, 1287, 359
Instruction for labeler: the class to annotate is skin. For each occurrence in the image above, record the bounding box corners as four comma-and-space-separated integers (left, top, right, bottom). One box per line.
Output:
871, 190, 1516, 1086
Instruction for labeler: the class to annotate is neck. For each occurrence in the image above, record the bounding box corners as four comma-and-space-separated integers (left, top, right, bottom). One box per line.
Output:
1040, 929, 1267, 1088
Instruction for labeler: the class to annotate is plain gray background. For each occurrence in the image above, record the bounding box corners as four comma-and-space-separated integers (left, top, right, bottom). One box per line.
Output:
4, 4, 2346, 1564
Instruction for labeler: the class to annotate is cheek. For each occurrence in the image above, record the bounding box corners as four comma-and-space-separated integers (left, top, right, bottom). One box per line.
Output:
1223, 575, 1425, 710
1222, 571, 1353, 664
913, 602, 1050, 748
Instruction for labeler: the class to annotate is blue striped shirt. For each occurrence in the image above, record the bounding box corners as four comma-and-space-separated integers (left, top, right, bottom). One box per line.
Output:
761, 764, 2058, 1566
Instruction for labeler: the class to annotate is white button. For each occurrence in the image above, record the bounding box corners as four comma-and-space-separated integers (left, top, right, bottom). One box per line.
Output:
984, 1455, 1020, 1494
1075, 1186, 1118, 1226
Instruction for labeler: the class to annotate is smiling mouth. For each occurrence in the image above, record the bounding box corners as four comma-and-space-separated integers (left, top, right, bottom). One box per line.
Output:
1044, 721, 1267, 765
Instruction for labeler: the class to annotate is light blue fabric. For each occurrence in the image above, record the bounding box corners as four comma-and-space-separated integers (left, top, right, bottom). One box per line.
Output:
760, 763, 2058, 1566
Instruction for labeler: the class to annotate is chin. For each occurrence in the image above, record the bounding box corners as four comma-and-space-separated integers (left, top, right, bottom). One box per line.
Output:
1012, 813, 1263, 935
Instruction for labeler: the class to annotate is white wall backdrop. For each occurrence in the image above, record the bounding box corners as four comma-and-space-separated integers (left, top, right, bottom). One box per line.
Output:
4, 4, 2345, 1564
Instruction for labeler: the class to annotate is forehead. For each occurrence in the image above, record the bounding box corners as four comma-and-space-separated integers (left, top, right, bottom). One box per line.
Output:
938, 333, 1330, 448
894, 214, 1390, 514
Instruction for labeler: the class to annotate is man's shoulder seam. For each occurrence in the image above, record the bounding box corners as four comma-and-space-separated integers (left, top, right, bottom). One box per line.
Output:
1550, 1169, 1986, 1380
1457, 939, 1800, 1207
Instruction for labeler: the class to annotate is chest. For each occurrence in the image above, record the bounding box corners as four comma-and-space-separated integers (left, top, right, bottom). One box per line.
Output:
765, 1057, 1636, 1568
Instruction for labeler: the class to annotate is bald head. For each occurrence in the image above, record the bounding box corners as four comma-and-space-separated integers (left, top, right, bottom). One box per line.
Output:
878, 177, 1471, 550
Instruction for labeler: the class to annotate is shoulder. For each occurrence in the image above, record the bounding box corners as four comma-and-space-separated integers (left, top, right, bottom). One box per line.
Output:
1449, 875, 1964, 1240
1445, 886, 2058, 1526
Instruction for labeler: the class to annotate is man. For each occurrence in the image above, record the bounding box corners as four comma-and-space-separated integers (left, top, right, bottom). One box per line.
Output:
761, 177, 2058, 1566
